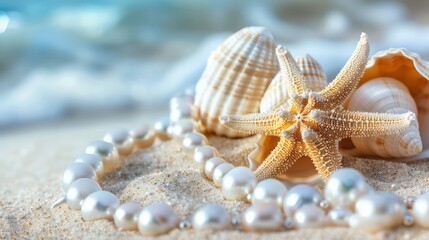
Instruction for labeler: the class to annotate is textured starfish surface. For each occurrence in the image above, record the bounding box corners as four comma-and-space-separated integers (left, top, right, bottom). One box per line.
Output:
220, 33, 416, 181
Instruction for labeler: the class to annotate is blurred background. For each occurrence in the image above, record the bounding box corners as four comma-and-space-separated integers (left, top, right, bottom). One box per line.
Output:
0, 0, 428, 132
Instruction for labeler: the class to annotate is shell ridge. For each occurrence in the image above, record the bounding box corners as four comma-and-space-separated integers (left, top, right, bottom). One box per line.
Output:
194, 26, 278, 137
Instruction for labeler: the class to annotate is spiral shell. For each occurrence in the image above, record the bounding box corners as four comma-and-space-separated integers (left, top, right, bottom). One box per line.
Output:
347, 48, 429, 160
250, 54, 328, 184
194, 26, 279, 138
347, 77, 422, 158
260, 54, 328, 113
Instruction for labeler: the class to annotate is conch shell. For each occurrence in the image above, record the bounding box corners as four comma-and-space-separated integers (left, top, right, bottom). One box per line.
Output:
193, 26, 279, 138
346, 77, 422, 158
250, 54, 328, 184
345, 48, 429, 161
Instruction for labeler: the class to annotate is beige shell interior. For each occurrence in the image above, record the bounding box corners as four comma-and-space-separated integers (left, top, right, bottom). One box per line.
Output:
248, 135, 321, 185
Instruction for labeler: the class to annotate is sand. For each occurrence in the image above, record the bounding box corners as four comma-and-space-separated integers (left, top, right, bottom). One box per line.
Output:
1, 113, 429, 240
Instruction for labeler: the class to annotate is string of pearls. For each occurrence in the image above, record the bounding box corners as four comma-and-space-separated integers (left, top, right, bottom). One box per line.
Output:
52, 90, 429, 236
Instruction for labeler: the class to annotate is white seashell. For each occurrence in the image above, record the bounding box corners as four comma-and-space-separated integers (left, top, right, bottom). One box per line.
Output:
347, 77, 422, 158
259, 72, 284, 113
194, 26, 279, 138
347, 48, 429, 160
296, 54, 328, 92
260, 54, 328, 113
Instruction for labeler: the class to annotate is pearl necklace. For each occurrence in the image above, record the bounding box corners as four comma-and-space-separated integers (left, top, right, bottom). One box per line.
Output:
52, 90, 429, 236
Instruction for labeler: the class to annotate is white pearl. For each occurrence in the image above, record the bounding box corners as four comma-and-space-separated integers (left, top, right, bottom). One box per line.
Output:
138, 203, 178, 236
324, 168, 372, 210
62, 162, 97, 191
154, 117, 171, 141
213, 163, 234, 188
170, 103, 192, 123
412, 192, 429, 228
194, 146, 220, 171
75, 153, 104, 178
172, 118, 194, 138
66, 178, 101, 210
103, 128, 134, 156
114, 202, 142, 231
85, 140, 120, 172
192, 204, 230, 230
170, 95, 193, 111
293, 204, 327, 229
204, 157, 225, 180
81, 191, 120, 221
328, 208, 351, 227
349, 192, 406, 232
222, 166, 257, 201
182, 133, 208, 153
283, 184, 322, 216
167, 125, 174, 136
130, 127, 155, 150
252, 179, 287, 208
242, 204, 284, 231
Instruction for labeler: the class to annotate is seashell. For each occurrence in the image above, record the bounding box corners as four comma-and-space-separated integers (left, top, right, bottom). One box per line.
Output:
346, 77, 422, 158
296, 54, 328, 92
259, 72, 284, 113
346, 48, 429, 160
260, 54, 328, 113
193, 26, 279, 138
250, 55, 328, 184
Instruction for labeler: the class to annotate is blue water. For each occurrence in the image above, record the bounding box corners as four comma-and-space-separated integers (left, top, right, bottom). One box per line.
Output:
0, 0, 428, 128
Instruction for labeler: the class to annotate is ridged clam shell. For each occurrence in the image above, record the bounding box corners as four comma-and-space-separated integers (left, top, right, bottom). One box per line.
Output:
296, 54, 328, 92
194, 26, 279, 137
259, 72, 284, 113
347, 77, 422, 158
250, 54, 328, 184
350, 48, 429, 161
260, 54, 327, 113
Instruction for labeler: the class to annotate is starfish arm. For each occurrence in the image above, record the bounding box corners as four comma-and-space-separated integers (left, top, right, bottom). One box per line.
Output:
302, 129, 342, 181
310, 109, 416, 139
281, 123, 299, 140
254, 138, 304, 181
317, 33, 369, 110
219, 111, 293, 136
276, 45, 309, 96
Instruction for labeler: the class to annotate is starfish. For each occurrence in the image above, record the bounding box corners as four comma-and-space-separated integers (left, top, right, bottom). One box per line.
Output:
219, 33, 416, 181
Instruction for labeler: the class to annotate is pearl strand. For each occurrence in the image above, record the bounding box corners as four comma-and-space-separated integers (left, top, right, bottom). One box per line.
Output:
51, 90, 429, 236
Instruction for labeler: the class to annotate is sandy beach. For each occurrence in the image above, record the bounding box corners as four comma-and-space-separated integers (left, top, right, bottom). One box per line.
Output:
1, 111, 429, 240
